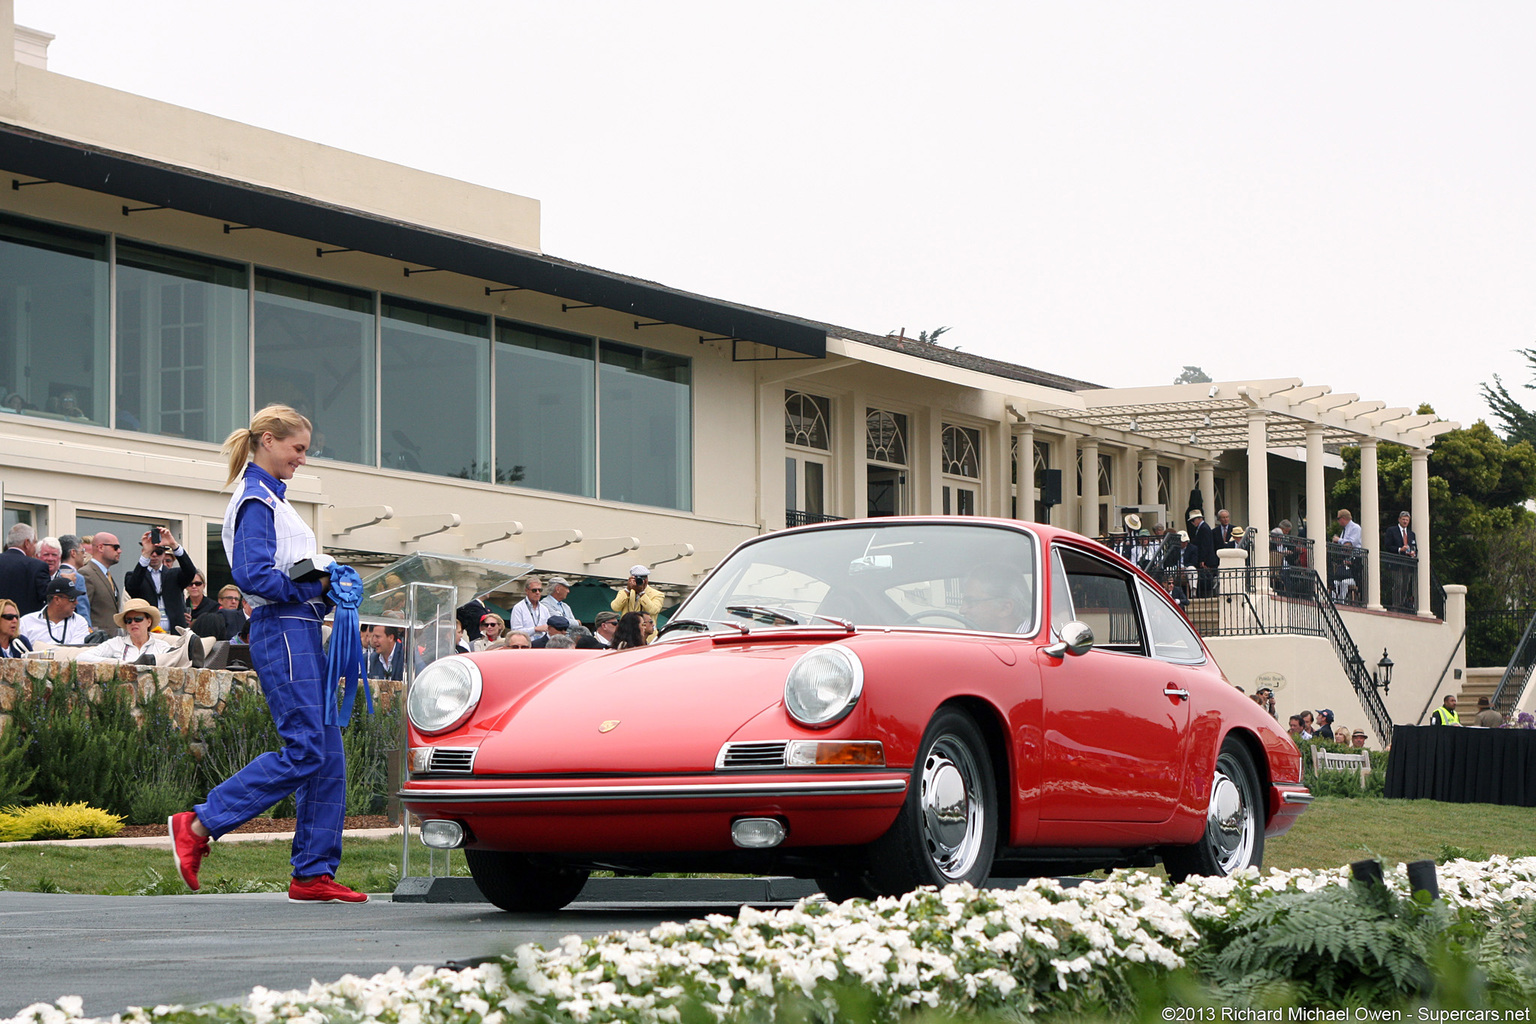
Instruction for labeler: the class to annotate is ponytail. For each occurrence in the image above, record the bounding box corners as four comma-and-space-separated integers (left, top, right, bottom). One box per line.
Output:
223, 404, 313, 487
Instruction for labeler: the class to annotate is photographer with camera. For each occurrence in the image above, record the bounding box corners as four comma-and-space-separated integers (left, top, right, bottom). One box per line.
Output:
125, 525, 199, 634
611, 563, 663, 618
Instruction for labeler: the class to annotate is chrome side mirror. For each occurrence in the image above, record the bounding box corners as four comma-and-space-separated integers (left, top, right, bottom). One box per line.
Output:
1044, 620, 1094, 659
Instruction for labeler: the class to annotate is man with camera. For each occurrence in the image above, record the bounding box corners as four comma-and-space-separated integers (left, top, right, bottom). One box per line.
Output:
125, 525, 199, 634
611, 564, 663, 617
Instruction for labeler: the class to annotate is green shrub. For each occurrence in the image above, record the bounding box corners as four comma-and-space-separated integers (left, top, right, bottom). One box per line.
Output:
0, 719, 36, 807
194, 683, 293, 818
342, 697, 400, 815
0, 801, 124, 841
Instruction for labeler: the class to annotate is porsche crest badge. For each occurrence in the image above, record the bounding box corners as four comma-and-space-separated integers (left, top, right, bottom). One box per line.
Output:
599, 720, 620, 733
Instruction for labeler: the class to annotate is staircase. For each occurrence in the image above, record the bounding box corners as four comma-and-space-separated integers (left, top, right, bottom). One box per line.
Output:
1491, 608, 1536, 715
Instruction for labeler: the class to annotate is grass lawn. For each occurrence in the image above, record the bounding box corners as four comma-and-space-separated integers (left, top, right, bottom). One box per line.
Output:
0, 836, 454, 896
1264, 795, 1536, 869
2, 797, 1533, 896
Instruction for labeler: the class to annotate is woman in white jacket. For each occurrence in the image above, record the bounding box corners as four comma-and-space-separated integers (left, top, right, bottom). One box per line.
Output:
79, 598, 173, 663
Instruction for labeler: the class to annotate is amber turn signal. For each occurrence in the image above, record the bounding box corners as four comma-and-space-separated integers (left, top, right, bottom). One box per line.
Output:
785, 740, 885, 767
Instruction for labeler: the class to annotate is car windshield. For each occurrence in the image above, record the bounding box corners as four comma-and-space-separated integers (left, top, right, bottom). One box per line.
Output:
675, 522, 1039, 635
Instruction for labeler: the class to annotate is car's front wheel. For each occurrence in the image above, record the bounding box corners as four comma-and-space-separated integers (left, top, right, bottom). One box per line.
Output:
1162, 737, 1265, 882
463, 849, 590, 912
860, 707, 997, 896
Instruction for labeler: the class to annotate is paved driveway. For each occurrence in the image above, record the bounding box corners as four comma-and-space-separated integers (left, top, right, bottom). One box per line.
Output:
0, 892, 760, 1019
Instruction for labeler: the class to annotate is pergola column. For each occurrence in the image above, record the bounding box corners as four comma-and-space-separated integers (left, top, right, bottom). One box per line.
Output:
1246, 410, 1269, 555
1305, 424, 1326, 548
1195, 461, 1216, 521
1412, 448, 1433, 617
1139, 449, 1159, 508
1079, 439, 1100, 536
1016, 425, 1035, 521
1361, 439, 1381, 610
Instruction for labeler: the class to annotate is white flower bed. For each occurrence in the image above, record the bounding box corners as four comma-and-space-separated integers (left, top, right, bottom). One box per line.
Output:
9, 857, 1536, 1024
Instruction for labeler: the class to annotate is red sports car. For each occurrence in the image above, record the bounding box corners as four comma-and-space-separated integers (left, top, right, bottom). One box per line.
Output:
400, 517, 1309, 911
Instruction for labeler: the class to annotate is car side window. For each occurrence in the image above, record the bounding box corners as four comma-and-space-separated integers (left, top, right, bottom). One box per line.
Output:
1136, 579, 1206, 664
1051, 546, 1144, 653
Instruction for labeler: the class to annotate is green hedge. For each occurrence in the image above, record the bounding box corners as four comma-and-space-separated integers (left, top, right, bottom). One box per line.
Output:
0, 677, 400, 825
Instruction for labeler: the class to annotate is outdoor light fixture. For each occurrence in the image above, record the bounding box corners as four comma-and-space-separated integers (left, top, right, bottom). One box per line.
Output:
1374, 648, 1394, 693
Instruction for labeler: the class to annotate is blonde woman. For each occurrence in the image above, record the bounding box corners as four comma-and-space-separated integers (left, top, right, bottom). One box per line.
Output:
168, 404, 366, 904
0, 597, 31, 658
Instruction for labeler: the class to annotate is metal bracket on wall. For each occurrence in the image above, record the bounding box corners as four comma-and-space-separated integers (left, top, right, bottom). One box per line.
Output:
11, 178, 54, 189
223, 223, 257, 232
121, 204, 168, 216
317, 247, 355, 257
485, 285, 524, 295
403, 266, 445, 276
562, 303, 598, 313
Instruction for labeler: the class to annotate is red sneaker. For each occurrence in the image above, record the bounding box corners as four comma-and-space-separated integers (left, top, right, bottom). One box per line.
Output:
168, 812, 209, 891
288, 875, 369, 904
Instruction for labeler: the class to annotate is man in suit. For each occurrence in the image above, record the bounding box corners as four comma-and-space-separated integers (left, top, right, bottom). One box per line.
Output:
82, 532, 124, 632
365, 624, 422, 681
125, 526, 199, 635
0, 522, 49, 615
1382, 510, 1418, 610
1187, 510, 1219, 597
1213, 509, 1236, 549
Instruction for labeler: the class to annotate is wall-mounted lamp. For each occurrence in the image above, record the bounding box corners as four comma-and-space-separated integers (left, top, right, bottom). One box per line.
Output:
1374, 648, 1394, 693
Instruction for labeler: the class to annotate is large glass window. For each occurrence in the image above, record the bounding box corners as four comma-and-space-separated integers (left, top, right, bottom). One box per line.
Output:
382, 297, 490, 480
0, 214, 109, 426
117, 242, 248, 444
255, 271, 375, 466
494, 321, 594, 494
599, 341, 691, 510
785, 391, 830, 449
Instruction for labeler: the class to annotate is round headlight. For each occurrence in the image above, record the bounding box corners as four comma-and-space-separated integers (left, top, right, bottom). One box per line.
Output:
406, 656, 483, 735
784, 645, 864, 727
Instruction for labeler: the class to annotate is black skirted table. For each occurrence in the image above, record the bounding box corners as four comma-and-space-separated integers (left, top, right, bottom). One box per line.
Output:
1384, 725, 1536, 805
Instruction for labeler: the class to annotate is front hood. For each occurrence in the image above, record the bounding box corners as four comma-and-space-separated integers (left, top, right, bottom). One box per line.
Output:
470, 636, 830, 774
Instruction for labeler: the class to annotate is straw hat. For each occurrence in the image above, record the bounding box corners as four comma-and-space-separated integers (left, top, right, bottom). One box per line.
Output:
1124, 512, 1142, 531
114, 597, 161, 631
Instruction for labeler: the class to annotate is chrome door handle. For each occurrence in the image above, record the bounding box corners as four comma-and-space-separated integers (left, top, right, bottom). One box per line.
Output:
1163, 685, 1190, 701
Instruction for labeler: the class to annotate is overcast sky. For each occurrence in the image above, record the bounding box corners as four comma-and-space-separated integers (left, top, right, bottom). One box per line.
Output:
17, 1, 1535, 429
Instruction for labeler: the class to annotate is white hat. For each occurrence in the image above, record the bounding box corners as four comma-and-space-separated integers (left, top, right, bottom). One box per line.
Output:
1178, 530, 1189, 542
546, 576, 571, 588
1189, 509, 1204, 520
628, 564, 650, 578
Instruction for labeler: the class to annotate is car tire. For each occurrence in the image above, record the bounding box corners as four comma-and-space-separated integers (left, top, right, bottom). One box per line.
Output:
863, 707, 998, 896
464, 849, 590, 912
1162, 737, 1265, 883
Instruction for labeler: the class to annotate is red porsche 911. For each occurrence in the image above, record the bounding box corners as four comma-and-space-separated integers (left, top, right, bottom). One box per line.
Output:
400, 517, 1310, 911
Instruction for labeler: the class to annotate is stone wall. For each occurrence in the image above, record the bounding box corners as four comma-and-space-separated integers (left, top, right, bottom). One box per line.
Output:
0, 659, 403, 734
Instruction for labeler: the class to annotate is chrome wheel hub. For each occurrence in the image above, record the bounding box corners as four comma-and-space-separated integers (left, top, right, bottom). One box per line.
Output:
1206, 766, 1254, 874
919, 738, 984, 879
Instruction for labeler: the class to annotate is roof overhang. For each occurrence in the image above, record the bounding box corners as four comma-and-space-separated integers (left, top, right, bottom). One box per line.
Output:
1034, 379, 1458, 451
0, 123, 827, 358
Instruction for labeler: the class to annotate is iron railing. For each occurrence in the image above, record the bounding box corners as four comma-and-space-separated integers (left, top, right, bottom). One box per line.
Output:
1323, 541, 1370, 608
1379, 550, 1419, 616
1491, 608, 1536, 714
785, 510, 845, 527
1183, 566, 1325, 638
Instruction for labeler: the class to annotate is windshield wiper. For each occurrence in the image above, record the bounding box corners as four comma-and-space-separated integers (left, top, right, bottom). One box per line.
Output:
657, 617, 750, 637
726, 605, 856, 633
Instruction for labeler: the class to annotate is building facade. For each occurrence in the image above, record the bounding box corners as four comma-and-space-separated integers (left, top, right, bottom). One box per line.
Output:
0, 8, 1474, 735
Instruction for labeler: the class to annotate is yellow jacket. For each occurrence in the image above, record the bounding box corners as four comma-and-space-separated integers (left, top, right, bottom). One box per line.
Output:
611, 584, 664, 617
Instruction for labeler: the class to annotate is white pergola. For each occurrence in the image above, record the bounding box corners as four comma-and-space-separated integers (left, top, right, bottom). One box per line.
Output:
1024, 379, 1459, 617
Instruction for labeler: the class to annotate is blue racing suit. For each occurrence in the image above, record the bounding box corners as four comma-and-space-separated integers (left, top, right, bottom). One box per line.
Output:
194, 463, 344, 879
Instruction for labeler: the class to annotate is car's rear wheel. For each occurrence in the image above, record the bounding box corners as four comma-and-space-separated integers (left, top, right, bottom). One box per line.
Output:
1162, 738, 1265, 882
464, 849, 590, 912
861, 707, 997, 896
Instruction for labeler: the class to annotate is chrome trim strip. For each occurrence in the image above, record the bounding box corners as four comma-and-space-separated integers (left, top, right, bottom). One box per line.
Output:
1280, 791, 1314, 805
401, 776, 909, 803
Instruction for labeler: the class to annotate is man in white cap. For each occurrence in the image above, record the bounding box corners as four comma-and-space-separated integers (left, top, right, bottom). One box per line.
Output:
540, 576, 577, 626
612, 564, 663, 617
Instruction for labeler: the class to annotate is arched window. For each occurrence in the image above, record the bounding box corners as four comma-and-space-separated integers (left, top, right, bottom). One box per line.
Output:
866, 409, 908, 465
942, 424, 981, 478
784, 391, 830, 449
